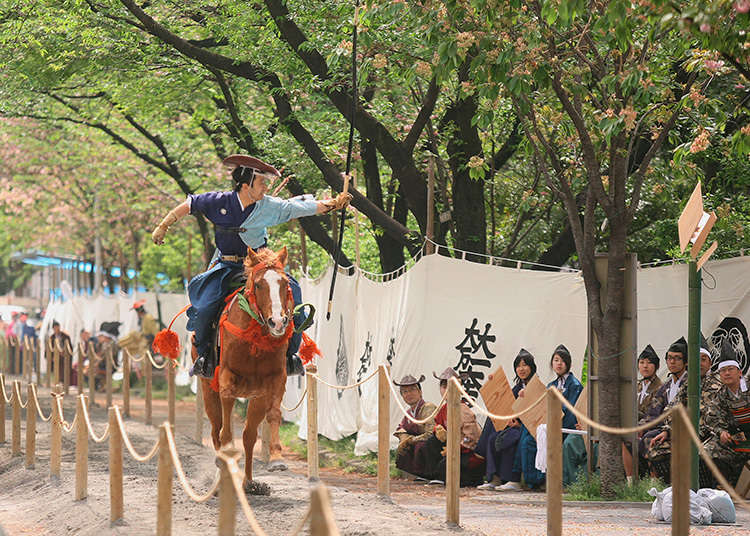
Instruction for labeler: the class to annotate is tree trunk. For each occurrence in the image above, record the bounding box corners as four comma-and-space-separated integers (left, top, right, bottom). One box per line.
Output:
594, 222, 627, 496
361, 138, 405, 272
444, 92, 486, 262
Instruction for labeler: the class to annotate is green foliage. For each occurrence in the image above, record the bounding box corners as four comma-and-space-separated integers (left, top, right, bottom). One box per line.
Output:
565, 472, 666, 502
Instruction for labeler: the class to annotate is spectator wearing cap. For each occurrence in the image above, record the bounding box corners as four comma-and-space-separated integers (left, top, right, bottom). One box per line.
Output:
622, 344, 662, 483
133, 300, 159, 346
420, 368, 485, 487
476, 348, 536, 491
646, 335, 723, 486
701, 339, 750, 487
150, 154, 352, 380
547, 344, 584, 487
637, 336, 688, 478
392, 374, 436, 479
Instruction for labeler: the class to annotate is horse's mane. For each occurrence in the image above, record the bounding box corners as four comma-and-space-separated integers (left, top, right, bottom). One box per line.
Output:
243, 248, 281, 280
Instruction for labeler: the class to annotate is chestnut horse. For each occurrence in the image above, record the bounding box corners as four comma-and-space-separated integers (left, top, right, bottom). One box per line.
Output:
195, 246, 293, 495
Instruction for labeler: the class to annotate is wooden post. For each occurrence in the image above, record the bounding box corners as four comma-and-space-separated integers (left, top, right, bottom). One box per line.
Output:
194, 376, 202, 442
671, 408, 690, 536
426, 157, 435, 255
108, 407, 124, 524
167, 363, 175, 427
11, 380, 22, 456
122, 349, 130, 417
156, 424, 172, 536
260, 418, 271, 464
25, 384, 36, 468
310, 484, 341, 536
306, 365, 319, 481
24, 337, 32, 385
50, 395, 62, 479
106, 344, 113, 409
13, 339, 20, 376
78, 344, 85, 395
546, 390, 563, 536
218, 448, 239, 536
34, 338, 41, 386
88, 342, 96, 409
45, 339, 52, 388
445, 378, 460, 525
145, 353, 153, 425
63, 344, 71, 395
377, 365, 390, 497
54, 341, 61, 387
75, 395, 88, 501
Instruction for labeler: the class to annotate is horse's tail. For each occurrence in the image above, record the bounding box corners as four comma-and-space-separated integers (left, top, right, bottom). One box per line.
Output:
152, 304, 190, 361
299, 332, 322, 365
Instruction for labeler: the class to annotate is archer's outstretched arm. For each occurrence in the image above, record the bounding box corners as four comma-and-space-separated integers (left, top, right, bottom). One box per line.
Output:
152, 201, 190, 244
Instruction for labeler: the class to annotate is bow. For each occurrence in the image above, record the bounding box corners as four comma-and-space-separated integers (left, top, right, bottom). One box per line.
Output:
326, 0, 359, 321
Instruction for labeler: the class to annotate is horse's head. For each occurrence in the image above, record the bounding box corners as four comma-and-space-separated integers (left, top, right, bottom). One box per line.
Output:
244, 246, 292, 337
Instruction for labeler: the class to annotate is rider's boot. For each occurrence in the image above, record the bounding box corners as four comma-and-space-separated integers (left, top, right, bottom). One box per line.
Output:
286, 353, 305, 376
190, 353, 216, 379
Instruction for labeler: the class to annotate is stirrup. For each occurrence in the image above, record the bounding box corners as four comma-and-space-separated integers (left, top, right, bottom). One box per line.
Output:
190, 356, 215, 380
286, 354, 304, 376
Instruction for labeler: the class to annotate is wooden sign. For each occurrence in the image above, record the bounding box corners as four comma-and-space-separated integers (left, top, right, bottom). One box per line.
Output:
697, 240, 718, 270
689, 211, 717, 259
677, 182, 704, 253
511, 375, 547, 440
479, 366, 515, 431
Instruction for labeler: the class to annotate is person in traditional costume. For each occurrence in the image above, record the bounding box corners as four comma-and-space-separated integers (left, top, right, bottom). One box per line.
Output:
475, 349, 536, 491
392, 374, 437, 479
151, 155, 351, 379
546, 344, 584, 486
701, 339, 750, 487
622, 344, 662, 483
420, 368, 485, 486
637, 336, 688, 478
646, 335, 722, 485
132, 299, 159, 346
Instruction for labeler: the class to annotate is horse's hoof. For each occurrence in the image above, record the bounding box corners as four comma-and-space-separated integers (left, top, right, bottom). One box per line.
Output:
243, 479, 271, 496
267, 459, 288, 472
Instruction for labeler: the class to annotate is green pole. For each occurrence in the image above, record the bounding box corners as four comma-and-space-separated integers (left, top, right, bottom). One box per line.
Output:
687, 260, 701, 490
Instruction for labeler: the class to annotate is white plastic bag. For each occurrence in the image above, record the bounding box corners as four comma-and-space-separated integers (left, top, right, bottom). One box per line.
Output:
697, 488, 736, 524
660, 487, 712, 525
649, 487, 666, 521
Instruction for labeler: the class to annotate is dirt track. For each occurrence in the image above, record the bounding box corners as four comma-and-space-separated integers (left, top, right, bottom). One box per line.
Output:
0, 381, 748, 535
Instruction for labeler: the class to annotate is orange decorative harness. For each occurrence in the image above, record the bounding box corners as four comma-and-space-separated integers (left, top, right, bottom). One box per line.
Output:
211, 261, 294, 392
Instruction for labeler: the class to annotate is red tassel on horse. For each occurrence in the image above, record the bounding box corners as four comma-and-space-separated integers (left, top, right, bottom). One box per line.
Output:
299, 332, 322, 365
152, 329, 180, 361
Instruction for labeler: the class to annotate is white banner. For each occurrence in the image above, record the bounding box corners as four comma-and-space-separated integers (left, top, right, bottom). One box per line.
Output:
293, 254, 588, 454
638, 256, 750, 375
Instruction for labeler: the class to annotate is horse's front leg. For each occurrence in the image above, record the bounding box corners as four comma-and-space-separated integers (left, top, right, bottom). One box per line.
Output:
266, 387, 288, 472
242, 400, 271, 495
218, 396, 235, 448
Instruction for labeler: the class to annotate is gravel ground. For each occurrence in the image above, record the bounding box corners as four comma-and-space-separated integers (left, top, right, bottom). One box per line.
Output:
0, 380, 748, 535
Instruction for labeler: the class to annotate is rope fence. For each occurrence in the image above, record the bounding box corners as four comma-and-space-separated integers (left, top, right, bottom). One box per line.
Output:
3, 330, 749, 536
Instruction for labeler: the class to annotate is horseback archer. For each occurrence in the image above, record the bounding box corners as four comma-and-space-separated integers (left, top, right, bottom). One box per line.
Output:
150, 155, 351, 379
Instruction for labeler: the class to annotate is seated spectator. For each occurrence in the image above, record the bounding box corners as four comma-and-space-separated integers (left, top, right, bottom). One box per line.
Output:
647, 335, 722, 485
516, 344, 583, 490
638, 336, 688, 478
475, 348, 536, 491
421, 368, 485, 487
392, 374, 437, 480
702, 340, 750, 487
622, 344, 662, 483
548, 345, 584, 487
